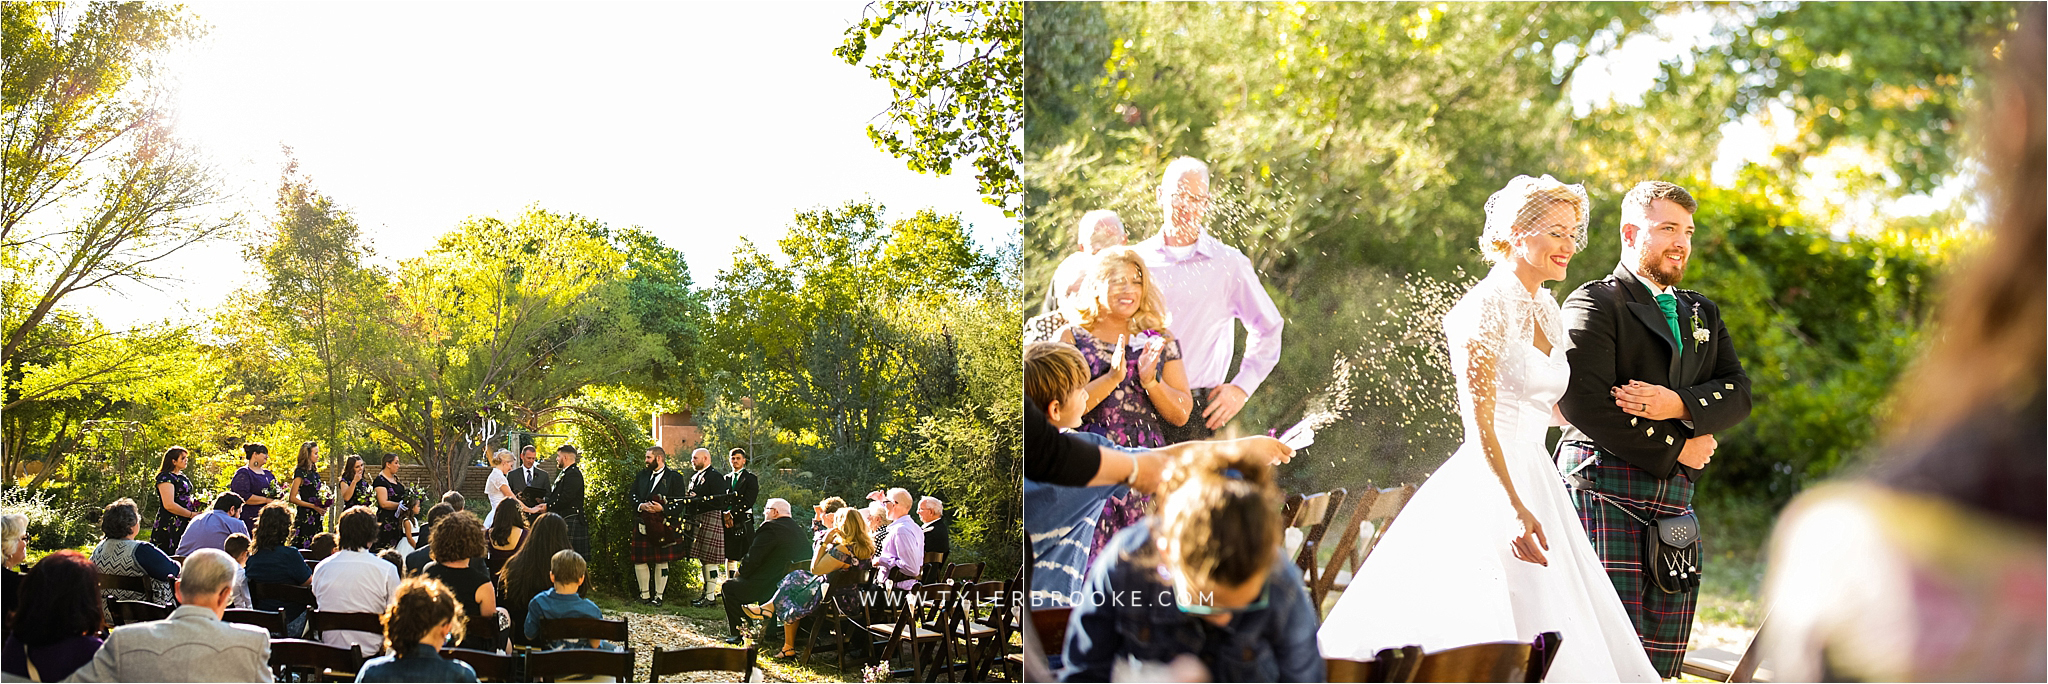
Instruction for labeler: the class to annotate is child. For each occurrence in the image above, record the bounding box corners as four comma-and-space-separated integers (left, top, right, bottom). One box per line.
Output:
222, 533, 253, 610
523, 550, 612, 650
1023, 341, 1137, 609
307, 532, 338, 560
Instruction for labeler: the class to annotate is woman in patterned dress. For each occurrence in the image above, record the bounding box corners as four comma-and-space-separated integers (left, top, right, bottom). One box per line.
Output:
149, 447, 200, 555
285, 441, 330, 548
228, 443, 279, 531
1055, 247, 1192, 560
740, 506, 876, 659
89, 499, 176, 605
372, 453, 415, 551
337, 454, 374, 512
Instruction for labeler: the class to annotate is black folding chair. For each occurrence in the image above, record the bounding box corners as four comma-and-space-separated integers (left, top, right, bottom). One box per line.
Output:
525, 648, 634, 682
651, 645, 756, 681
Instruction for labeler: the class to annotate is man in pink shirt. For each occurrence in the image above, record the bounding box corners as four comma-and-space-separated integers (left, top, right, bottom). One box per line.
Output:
1137, 156, 1286, 442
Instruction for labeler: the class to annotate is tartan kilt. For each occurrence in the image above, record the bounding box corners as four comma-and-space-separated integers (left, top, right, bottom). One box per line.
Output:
1556, 440, 1699, 678
630, 515, 688, 565
563, 513, 590, 560
686, 510, 725, 562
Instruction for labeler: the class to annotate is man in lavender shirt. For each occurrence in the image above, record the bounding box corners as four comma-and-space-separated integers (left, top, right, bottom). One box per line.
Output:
1137, 156, 1286, 442
872, 488, 925, 590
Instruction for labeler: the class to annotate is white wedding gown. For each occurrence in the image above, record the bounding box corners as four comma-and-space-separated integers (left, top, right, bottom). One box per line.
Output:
1317, 267, 1658, 682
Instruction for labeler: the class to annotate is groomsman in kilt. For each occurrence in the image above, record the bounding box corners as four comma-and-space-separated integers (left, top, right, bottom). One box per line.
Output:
722, 448, 760, 579
538, 445, 590, 560
1555, 180, 1752, 678
679, 448, 730, 607
630, 446, 687, 606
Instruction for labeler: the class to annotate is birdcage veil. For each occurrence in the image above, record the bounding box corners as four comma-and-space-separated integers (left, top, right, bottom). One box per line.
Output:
1479, 174, 1590, 263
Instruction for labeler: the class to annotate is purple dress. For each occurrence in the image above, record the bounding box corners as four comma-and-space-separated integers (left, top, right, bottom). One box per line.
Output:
150, 471, 196, 554
1067, 325, 1184, 560
229, 466, 278, 529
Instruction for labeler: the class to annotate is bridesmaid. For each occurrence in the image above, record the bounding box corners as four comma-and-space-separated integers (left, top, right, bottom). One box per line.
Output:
228, 443, 278, 530
286, 441, 330, 548
372, 454, 414, 551
336, 454, 374, 512
149, 447, 199, 555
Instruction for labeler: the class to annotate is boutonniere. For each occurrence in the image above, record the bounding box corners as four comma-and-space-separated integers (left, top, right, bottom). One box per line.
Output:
1691, 310, 1709, 344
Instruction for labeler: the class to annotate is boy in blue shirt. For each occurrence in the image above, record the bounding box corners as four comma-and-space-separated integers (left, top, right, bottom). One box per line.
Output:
522, 550, 615, 650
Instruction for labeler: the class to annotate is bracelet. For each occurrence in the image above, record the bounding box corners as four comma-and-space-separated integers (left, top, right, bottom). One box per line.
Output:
1124, 451, 1142, 486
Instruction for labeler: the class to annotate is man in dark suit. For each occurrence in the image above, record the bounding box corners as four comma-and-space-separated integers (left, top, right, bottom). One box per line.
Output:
917, 495, 950, 564
723, 448, 760, 570
507, 444, 553, 508
1555, 180, 1752, 678
719, 498, 809, 643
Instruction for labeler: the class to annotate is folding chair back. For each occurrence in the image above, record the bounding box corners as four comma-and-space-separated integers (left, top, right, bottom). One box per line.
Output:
108, 599, 171, 626
1326, 645, 1425, 683
268, 638, 363, 682
441, 647, 521, 682
651, 645, 756, 681
537, 617, 630, 649
1413, 638, 1535, 682
525, 647, 635, 682
224, 608, 288, 637
945, 561, 985, 585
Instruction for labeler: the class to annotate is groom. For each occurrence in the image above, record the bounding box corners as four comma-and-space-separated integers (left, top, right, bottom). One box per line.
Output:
1555, 181, 1751, 678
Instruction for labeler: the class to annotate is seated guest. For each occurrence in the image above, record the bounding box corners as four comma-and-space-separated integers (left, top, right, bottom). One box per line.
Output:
717, 499, 811, 644
485, 497, 526, 579
440, 490, 465, 511
918, 495, 950, 563
873, 488, 925, 589
739, 503, 876, 658
498, 513, 571, 649
312, 506, 401, 655
810, 497, 847, 542
523, 550, 612, 650
247, 503, 314, 635
63, 549, 273, 682
224, 533, 253, 609
4, 512, 29, 628
89, 498, 178, 605
378, 549, 406, 574
1, 551, 104, 682
306, 532, 338, 561
420, 511, 497, 652
864, 502, 891, 547
356, 576, 479, 683
404, 502, 457, 576
176, 492, 248, 556
1058, 449, 1322, 682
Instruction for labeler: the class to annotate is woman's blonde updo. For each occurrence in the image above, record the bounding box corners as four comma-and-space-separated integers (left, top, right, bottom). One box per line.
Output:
1480, 175, 1589, 264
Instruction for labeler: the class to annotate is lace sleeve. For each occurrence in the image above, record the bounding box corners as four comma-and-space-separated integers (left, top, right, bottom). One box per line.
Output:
1444, 277, 1526, 422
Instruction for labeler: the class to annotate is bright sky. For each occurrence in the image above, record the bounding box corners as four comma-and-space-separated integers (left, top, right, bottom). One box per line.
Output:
71, 1, 1018, 330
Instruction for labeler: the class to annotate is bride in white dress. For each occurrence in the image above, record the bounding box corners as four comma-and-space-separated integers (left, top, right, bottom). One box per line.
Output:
1317, 176, 1658, 682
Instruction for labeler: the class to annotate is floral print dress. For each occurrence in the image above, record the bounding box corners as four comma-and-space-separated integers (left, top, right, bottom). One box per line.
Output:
768, 546, 868, 622
291, 466, 328, 548
150, 471, 196, 555
1067, 325, 1184, 560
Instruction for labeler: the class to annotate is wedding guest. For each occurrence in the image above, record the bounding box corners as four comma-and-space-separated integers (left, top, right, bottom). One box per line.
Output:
405, 503, 458, 576
356, 577, 479, 683
312, 506, 401, 655
917, 496, 950, 563
378, 549, 405, 574
247, 503, 313, 634
811, 497, 848, 543
486, 497, 527, 578
440, 490, 465, 511
64, 549, 273, 683
873, 488, 925, 590
420, 511, 497, 652
523, 551, 610, 651
90, 498, 178, 604
3, 512, 28, 626
223, 533, 253, 610
1137, 156, 1285, 442
307, 532, 338, 561
725, 447, 760, 568
177, 492, 248, 556
1028, 209, 1130, 344
336, 454, 375, 513
1, 551, 104, 682
498, 512, 571, 649
482, 449, 516, 528
371, 453, 415, 551
149, 446, 200, 555
229, 442, 280, 530
738, 501, 873, 658
716, 498, 810, 644
1059, 448, 1322, 682
864, 501, 891, 547
285, 441, 329, 548
1023, 341, 1136, 606
1761, 13, 2048, 681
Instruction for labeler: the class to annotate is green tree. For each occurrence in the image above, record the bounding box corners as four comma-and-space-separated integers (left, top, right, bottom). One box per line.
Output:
837, 1, 1022, 213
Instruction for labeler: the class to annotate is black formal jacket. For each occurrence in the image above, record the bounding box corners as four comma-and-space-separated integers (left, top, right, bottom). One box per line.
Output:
922, 516, 950, 556
546, 463, 585, 517
737, 516, 809, 583
681, 466, 728, 515
726, 469, 759, 518
629, 466, 685, 508
1559, 263, 1753, 480
508, 464, 553, 505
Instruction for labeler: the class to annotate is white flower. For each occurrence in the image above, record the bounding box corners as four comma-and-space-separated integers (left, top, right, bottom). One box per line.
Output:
1693, 327, 1710, 344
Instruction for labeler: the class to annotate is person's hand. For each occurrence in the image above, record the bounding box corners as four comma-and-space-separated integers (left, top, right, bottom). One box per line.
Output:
648, 501, 664, 513
1108, 335, 1129, 378
1203, 383, 1250, 430
1510, 504, 1549, 566
1136, 337, 1166, 388
1232, 435, 1295, 466
1677, 434, 1717, 469
1614, 381, 1688, 421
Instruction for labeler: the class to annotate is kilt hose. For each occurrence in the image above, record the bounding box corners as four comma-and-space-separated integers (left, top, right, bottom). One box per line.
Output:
686, 511, 725, 563
1556, 440, 1699, 678
630, 517, 688, 565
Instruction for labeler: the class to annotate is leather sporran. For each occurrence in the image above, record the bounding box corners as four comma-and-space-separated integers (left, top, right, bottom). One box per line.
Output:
1645, 512, 1701, 593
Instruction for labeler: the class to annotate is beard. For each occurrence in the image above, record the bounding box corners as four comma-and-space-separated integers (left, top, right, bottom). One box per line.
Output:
1636, 248, 1688, 287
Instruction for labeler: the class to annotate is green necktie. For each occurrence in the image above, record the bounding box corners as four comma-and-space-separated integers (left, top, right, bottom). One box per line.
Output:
1655, 293, 1682, 349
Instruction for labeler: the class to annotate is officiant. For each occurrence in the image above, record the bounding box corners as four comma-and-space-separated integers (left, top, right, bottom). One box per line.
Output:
508, 444, 553, 508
